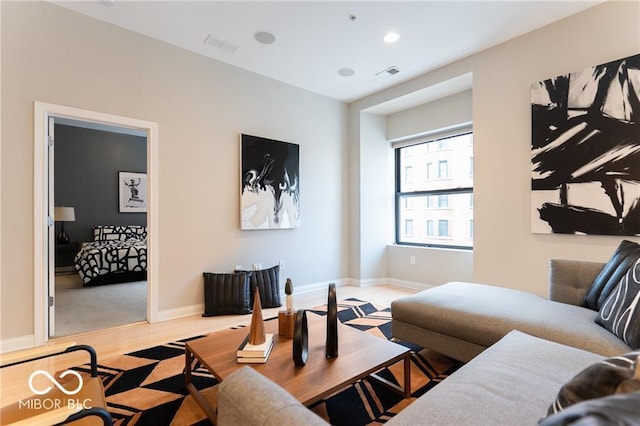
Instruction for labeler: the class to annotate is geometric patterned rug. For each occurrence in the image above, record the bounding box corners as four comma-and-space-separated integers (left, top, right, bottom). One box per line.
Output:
71, 298, 462, 425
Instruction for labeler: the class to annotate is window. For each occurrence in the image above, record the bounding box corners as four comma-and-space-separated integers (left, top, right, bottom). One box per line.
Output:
426, 163, 433, 180
395, 129, 473, 249
404, 197, 414, 210
404, 219, 414, 236
403, 166, 413, 183
438, 160, 448, 179
438, 220, 449, 237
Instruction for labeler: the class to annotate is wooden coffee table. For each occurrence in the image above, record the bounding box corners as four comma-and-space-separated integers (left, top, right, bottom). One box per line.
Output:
185, 311, 411, 423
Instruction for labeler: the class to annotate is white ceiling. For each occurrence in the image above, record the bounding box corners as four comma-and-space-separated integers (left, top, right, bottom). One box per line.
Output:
51, 1, 603, 104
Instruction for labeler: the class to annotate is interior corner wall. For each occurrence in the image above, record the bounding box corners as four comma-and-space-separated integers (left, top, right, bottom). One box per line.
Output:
354, 112, 390, 282
0, 1, 348, 342
351, 0, 640, 296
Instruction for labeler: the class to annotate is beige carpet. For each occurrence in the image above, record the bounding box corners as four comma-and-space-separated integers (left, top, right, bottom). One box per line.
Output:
54, 280, 147, 337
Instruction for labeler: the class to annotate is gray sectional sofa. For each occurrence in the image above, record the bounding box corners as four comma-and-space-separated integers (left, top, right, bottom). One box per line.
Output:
391, 259, 632, 362
215, 258, 636, 425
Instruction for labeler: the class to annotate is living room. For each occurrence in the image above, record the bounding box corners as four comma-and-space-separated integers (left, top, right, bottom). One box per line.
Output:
1, 0, 639, 424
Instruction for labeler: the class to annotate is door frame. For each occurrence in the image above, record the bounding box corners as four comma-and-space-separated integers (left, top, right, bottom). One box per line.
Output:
33, 101, 159, 345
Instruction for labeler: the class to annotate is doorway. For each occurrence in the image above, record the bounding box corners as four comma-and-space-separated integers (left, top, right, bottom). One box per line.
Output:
33, 102, 158, 345
53, 120, 148, 337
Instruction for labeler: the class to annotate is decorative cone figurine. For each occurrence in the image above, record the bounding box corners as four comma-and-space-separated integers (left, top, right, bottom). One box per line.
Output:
248, 290, 266, 345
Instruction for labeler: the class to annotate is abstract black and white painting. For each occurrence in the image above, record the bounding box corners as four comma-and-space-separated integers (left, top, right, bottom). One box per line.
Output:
531, 53, 640, 235
241, 134, 300, 230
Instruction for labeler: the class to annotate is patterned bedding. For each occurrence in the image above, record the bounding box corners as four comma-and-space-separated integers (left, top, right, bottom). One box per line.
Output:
74, 225, 147, 285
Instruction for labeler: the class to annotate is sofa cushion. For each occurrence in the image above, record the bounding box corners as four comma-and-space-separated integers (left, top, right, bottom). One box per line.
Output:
595, 259, 640, 349
386, 331, 603, 426
391, 282, 632, 357
581, 239, 640, 311
545, 350, 640, 416
218, 367, 328, 426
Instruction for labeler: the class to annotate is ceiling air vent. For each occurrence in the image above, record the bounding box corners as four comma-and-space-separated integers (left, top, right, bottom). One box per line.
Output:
203, 34, 239, 53
376, 66, 400, 78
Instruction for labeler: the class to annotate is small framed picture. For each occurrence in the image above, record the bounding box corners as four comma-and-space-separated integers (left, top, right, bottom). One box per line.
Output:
119, 172, 147, 213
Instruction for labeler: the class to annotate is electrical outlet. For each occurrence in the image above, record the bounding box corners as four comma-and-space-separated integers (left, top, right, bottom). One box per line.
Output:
409, 255, 416, 265
279, 260, 285, 270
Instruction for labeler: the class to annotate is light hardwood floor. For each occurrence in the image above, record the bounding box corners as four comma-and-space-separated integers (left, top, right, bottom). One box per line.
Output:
1, 284, 416, 407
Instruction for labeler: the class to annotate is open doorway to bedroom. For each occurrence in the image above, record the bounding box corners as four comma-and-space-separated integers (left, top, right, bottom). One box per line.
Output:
52, 119, 148, 337
33, 102, 158, 345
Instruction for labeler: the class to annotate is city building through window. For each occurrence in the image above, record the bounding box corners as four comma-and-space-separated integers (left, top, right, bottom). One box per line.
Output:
395, 129, 473, 249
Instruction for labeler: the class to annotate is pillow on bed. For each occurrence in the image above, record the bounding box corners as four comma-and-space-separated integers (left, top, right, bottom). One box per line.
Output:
94, 225, 147, 241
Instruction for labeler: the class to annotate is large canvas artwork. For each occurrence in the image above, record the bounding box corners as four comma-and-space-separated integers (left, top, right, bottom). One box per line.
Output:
241, 134, 300, 230
531, 53, 640, 235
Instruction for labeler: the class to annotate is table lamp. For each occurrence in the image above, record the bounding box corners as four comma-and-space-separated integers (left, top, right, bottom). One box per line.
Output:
54, 206, 75, 244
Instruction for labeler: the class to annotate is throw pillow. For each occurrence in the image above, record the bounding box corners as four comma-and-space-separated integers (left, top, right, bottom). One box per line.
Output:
544, 350, 640, 417
539, 391, 640, 426
202, 272, 252, 316
595, 259, 640, 349
581, 239, 640, 311
236, 265, 282, 309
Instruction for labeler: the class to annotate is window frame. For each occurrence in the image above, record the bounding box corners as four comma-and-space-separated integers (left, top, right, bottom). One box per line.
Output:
394, 128, 473, 250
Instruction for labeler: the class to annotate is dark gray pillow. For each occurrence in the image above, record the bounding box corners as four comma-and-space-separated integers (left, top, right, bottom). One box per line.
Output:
544, 350, 640, 417
582, 240, 640, 311
236, 265, 281, 309
202, 272, 252, 316
595, 260, 640, 349
539, 391, 640, 426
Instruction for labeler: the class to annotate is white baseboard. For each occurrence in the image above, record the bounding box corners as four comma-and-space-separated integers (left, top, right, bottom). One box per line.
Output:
386, 278, 435, 291
157, 304, 203, 322
345, 277, 434, 291
1, 334, 35, 354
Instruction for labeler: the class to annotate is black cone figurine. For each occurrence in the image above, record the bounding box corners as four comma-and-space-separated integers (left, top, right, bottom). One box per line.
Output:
326, 283, 338, 358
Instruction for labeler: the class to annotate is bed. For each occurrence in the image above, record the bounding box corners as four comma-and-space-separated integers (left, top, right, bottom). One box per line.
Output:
74, 225, 147, 286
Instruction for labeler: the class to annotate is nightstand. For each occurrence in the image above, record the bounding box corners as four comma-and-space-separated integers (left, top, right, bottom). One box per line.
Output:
55, 242, 79, 273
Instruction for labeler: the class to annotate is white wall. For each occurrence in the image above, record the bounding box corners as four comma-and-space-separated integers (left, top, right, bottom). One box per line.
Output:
387, 90, 473, 142
0, 1, 348, 343
351, 0, 640, 295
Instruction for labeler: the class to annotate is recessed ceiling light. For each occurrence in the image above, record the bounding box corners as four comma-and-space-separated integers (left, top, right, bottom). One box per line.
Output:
337, 68, 355, 77
254, 31, 276, 45
383, 32, 400, 44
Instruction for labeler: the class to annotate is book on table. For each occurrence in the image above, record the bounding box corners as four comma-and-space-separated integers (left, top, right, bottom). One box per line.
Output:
237, 334, 274, 364
237, 333, 274, 359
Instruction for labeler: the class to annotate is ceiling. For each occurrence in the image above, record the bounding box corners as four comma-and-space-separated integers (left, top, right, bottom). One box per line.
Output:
51, 1, 603, 104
